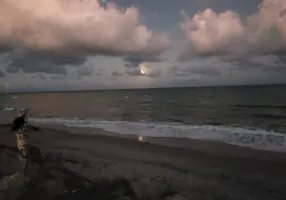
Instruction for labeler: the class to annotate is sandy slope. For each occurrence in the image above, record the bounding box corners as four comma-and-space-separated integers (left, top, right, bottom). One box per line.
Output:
1, 124, 286, 200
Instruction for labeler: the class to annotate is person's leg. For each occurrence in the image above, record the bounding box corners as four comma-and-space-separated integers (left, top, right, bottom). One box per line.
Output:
22, 147, 29, 176
17, 133, 29, 176
16, 133, 24, 174
18, 150, 28, 176
22, 157, 28, 176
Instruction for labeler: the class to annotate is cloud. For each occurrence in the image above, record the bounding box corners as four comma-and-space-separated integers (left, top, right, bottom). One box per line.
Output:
22, 63, 67, 74
3, 49, 88, 74
10, 57, 67, 74
3, 82, 12, 89
227, 54, 286, 72
0, 70, 6, 77
179, 0, 286, 60
263, 66, 286, 74
126, 68, 142, 76
5, 65, 20, 74
38, 74, 47, 79
70, 63, 104, 78
21, 50, 87, 66
95, 72, 103, 76
111, 70, 123, 77
0, 0, 170, 56
126, 62, 162, 77
75, 66, 94, 77
190, 66, 221, 76
168, 66, 190, 77
169, 65, 221, 77
123, 54, 162, 68
0, 47, 12, 54
49, 75, 65, 80
169, 57, 226, 77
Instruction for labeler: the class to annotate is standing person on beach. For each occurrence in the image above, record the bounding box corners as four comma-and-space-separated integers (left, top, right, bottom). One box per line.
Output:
12, 108, 29, 176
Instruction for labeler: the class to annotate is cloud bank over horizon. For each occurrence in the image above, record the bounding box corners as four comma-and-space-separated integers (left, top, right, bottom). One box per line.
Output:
179, 0, 286, 60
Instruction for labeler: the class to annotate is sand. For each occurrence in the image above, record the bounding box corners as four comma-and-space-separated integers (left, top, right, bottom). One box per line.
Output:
1, 124, 286, 200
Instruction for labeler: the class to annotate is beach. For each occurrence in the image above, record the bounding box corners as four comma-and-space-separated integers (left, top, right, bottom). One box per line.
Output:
2, 86, 286, 199
1, 124, 286, 200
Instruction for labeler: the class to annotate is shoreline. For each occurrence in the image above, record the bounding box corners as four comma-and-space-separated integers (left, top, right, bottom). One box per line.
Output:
29, 122, 286, 161
1, 124, 286, 199
28, 118, 286, 153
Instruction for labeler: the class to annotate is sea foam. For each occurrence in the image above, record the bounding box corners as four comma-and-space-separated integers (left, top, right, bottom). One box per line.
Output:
30, 117, 286, 153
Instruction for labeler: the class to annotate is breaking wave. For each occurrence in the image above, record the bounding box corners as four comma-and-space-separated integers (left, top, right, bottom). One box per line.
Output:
29, 117, 286, 153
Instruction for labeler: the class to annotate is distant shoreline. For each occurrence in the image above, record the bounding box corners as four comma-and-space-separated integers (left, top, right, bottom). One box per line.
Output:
1, 82, 286, 95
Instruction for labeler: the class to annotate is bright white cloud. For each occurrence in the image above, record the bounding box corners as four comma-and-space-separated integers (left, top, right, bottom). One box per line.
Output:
180, 0, 286, 58
0, 0, 170, 55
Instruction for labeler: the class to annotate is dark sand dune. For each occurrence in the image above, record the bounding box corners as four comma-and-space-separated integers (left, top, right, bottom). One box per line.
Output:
1, 124, 286, 200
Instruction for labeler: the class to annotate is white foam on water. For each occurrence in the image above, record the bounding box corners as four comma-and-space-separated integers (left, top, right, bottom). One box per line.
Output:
1, 107, 16, 111
29, 117, 286, 152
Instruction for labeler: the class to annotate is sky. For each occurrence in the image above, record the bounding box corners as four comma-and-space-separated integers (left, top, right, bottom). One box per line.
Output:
0, 0, 286, 92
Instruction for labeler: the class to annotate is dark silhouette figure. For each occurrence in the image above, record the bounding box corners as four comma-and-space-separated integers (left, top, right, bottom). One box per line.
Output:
12, 109, 29, 176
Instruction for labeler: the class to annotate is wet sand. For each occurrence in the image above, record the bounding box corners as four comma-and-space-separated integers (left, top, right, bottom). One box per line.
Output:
1, 124, 286, 199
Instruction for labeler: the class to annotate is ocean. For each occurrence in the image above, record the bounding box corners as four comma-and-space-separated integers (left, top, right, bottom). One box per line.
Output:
1, 84, 286, 152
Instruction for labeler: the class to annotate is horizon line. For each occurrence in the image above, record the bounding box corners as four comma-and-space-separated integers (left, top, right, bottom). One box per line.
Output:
1, 82, 286, 95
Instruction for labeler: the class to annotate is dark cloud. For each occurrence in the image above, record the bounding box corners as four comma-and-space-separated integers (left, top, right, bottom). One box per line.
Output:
176, 46, 227, 62
168, 66, 190, 77
123, 54, 162, 68
190, 67, 221, 76
72, 65, 103, 77
6, 66, 20, 74
13, 49, 85, 65
38, 74, 47, 79
2, 49, 85, 75
230, 60, 265, 71
16, 50, 87, 66
49, 75, 65, 80
0, 46, 13, 54
278, 54, 286, 63
111, 70, 123, 77
227, 54, 286, 71
75, 66, 94, 77
126, 68, 142, 76
21, 62, 67, 74
169, 65, 221, 77
263, 66, 286, 74
0, 70, 6, 77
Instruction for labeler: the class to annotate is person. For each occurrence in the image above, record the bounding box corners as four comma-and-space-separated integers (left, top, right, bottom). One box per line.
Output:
12, 108, 29, 176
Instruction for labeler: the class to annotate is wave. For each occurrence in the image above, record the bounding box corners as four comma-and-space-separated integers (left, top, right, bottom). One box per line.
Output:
29, 117, 286, 153
230, 104, 286, 109
0, 107, 16, 116
252, 114, 286, 119
1, 107, 16, 112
